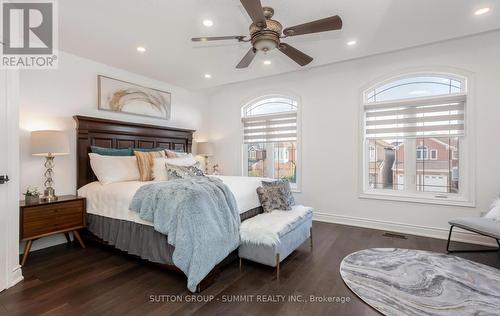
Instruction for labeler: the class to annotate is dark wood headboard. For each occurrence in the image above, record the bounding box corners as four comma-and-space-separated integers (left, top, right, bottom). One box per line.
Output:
74, 115, 195, 189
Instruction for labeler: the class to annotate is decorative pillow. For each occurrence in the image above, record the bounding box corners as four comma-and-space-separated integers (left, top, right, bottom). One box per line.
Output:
134, 150, 166, 181
256, 186, 292, 213
90, 146, 133, 156
165, 149, 189, 158
166, 164, 204, 180
152, 156, 200, 181
88, 153, 140, 184
262, 179, 295, 206
484, 197, 500, 221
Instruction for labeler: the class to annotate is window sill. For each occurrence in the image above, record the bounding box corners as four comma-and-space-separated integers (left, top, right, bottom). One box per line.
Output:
359, 190, 475, 208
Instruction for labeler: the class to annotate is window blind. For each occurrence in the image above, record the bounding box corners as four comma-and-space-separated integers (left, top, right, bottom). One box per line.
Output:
242, 112, 297, 143
364, 94, 466, 139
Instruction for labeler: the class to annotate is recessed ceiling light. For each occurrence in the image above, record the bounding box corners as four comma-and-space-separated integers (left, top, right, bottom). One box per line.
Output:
136, 46, 146, 53
204, 74, 212, 79
474, 7, 490, 15
203, 19, 214, 27
263, 60, 272, 65
347, 40, 357, 46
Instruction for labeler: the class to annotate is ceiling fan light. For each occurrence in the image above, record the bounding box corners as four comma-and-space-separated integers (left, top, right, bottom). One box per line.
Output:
254, 39, 278, 52
263, 60, 272, 65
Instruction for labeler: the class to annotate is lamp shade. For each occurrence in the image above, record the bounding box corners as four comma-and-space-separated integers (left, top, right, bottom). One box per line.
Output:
197, 142, 214, 156
31, 130, 70, 156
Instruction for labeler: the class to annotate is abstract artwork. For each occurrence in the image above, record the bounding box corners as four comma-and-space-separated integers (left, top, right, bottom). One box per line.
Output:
98, 75, 171, 120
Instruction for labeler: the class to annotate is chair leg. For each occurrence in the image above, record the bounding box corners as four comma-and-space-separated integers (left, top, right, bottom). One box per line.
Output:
276, 254, 280, 281
310, 227, 313, 250
239, 257, 242, 272
446, 225, 454, 252
447, 225, 500, 253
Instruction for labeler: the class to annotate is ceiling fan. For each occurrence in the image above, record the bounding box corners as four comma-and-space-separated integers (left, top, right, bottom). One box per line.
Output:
191, 0, 343, 68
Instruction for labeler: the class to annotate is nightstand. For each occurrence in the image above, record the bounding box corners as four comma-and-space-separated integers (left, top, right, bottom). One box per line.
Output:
20, 195, 86, 266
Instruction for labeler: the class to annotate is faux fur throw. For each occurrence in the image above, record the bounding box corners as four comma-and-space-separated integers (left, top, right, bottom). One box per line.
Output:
240, 205, 313, 246
129, 177, 240, 292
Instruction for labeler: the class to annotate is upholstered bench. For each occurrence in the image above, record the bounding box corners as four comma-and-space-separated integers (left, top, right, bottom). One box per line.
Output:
238, 205, 313, 280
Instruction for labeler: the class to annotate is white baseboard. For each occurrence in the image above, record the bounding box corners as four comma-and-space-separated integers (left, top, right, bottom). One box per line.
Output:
313, 211, 498, 247
9, 265, 23, 288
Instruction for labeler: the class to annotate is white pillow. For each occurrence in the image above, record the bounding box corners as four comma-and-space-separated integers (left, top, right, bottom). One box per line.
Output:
165, 149, 189, 158
152, 155, 198, 181
89, 153, 140, 184
484, 197, 500, 221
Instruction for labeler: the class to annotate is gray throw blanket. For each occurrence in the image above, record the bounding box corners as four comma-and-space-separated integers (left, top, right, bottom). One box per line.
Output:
129, 177, 240, 292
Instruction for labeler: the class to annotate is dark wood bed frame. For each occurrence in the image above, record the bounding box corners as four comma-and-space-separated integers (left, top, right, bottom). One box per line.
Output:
74, 115, 194, 188
74, 115, 233, 292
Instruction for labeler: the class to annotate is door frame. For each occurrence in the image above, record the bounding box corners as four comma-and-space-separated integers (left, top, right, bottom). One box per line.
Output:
0, 69, 22, 291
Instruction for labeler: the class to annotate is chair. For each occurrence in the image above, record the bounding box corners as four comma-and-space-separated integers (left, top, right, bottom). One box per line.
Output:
447, 217, 500, 252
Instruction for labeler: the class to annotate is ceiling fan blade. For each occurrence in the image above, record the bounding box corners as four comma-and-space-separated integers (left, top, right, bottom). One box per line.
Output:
240, 0, 267, 28
278, 43, 313, 66
283, 15, 342, 37
236, 48, 257, 68
192, 36, 245, 42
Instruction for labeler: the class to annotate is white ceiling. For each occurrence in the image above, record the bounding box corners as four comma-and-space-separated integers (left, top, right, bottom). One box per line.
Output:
59, 0, 500, 90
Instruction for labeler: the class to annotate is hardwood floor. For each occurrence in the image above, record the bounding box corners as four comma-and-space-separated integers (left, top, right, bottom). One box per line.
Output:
1, 221, 499, 316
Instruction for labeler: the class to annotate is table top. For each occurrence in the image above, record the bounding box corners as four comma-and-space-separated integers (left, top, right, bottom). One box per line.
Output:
20, 195, 85, 208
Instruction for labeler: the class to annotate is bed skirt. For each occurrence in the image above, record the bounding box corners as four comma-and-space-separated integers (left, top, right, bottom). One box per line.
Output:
86, 213, 175, 265
85, 206, 263, 266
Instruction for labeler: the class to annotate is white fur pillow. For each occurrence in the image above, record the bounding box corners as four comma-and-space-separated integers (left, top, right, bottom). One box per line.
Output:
88, 153, 140, 184
152, 155, 198, 181
484, 197, 500, 221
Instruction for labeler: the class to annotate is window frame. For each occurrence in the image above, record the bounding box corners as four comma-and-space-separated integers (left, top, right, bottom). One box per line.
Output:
416, 145, 429, 160
430, 149, 438, 160
241, 94, 302, 192
358, 70, 475, 207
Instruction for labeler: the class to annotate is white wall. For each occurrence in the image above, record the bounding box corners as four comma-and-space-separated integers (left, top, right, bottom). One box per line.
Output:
19, 51, 208, 251
206, 31, 500, 244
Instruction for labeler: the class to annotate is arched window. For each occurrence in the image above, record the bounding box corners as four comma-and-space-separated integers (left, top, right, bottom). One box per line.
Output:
242, 95, 299, 188
365, 75, 463, 103
362, 72, 471, 204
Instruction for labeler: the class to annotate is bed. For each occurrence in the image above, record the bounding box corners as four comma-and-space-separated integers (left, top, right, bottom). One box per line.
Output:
74, 115, 263, 291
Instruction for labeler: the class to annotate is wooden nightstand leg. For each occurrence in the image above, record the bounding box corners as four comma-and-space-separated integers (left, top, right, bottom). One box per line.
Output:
21, 240, 33, 267
64, 232, 71, 244
73, 230, 86, 249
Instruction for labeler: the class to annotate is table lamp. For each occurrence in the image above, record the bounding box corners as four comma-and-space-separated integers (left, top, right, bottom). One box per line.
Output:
197, 142, 214, 174
31, 130, 70, 202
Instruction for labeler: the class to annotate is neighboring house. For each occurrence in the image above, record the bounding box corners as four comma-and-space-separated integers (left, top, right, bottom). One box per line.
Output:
368, 140, 395, 189
247, 143, 297, 181
392, 138, 459, 193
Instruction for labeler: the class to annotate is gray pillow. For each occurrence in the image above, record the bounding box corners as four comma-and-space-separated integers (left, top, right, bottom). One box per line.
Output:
166, 164, 204, 180
256, 186, 292, 213
262, 180, 295, 206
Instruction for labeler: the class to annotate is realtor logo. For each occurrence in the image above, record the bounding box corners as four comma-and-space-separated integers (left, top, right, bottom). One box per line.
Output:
1, 0, 58, 69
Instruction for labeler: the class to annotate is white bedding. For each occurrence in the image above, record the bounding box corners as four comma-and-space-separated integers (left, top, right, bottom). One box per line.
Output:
77, 175, 267, 226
